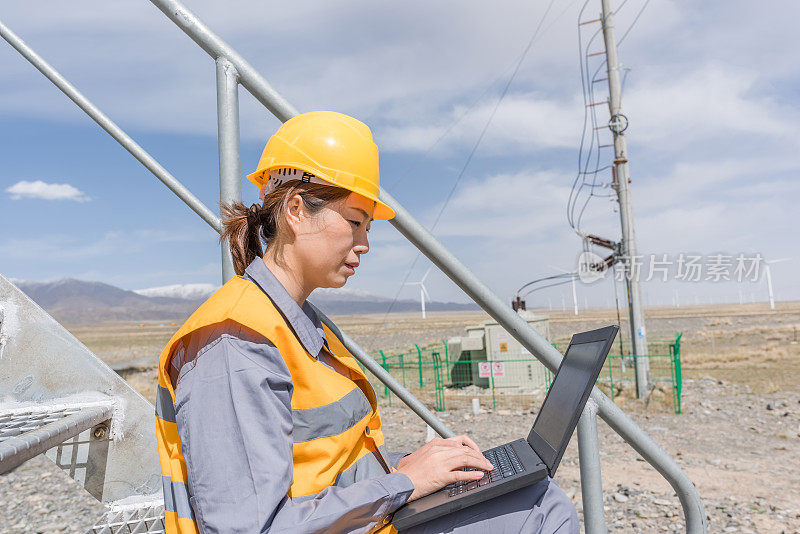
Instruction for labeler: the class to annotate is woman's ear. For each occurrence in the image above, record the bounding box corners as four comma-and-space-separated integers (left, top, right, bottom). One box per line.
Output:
284, 193, 305, 237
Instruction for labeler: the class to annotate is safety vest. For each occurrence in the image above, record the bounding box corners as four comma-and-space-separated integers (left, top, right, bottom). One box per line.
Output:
155, 275, 398, 533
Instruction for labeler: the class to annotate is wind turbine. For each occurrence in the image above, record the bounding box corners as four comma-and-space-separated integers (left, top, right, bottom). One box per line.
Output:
764, 258, 791, 310
550, 265, 579, 316
406, 267, 432, 319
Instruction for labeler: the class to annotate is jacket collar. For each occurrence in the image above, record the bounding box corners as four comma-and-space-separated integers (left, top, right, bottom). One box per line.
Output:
243, 258, 326, 358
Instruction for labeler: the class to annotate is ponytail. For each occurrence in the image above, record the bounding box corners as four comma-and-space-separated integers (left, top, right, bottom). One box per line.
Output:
220, 201, 265, 276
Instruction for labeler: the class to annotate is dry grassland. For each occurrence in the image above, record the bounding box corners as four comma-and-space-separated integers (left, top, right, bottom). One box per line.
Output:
31, 301, 797, 532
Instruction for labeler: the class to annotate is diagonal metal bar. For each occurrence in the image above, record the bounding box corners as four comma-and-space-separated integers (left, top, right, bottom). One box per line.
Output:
310, 303, 455, 438
148, 0, 299, 122
0, 19, 222, 234
381, 189, 706, 531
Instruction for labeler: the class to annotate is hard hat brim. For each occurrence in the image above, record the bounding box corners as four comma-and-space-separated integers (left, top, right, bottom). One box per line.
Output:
247, 167, 395, 220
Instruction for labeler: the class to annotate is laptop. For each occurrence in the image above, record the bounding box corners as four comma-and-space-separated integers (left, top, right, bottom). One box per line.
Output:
392, 325, 619, 531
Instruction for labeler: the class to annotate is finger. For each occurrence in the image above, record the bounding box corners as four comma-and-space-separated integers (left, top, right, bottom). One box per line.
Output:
438, 437, 464, 448
455, 435, 482, 454
448, 468, 486, 483
459, 453, 494, 471
441, 447, 493, 471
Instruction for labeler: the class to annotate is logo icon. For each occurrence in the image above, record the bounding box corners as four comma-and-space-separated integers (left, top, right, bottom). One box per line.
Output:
577, 251, 608, 283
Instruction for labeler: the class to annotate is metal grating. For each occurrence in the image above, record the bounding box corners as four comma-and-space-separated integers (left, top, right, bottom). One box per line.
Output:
0, 406, 83, 441
89, 503, 166, 534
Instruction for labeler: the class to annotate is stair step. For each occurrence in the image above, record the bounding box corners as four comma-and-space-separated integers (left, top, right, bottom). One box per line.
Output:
88, 499, 165, 534
0, 401, 114, 474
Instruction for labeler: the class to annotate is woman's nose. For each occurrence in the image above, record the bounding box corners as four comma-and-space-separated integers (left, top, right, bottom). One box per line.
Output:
354, 232, 369, 255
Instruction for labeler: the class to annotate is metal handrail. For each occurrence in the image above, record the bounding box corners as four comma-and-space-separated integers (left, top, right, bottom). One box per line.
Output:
0, 4, 706, 531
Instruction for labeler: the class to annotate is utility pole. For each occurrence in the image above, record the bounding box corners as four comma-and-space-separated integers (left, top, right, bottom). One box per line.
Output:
600, 0, 649, 398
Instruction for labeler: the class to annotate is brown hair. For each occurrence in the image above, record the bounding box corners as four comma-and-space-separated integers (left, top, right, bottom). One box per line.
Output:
220, 181, 351, 276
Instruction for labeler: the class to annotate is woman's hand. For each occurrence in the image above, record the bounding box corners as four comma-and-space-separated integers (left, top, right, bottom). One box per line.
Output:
396, 435, 494, 502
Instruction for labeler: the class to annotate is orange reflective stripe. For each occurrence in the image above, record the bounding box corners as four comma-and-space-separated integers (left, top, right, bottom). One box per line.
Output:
164, 510, 200, 534
290, 418, 374, 496
155, 417, 187, 478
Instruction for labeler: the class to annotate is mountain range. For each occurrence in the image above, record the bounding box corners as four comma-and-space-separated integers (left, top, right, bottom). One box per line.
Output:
9, 277, 475, 324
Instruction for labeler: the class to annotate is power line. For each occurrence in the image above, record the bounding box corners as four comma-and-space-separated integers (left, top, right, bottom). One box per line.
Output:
388, 0, 579, 192
618, 0, 653, 45
522, 277, 578, 298
431, 0, 560, 231
517, 272, 578, 295
381, 0, 562, 321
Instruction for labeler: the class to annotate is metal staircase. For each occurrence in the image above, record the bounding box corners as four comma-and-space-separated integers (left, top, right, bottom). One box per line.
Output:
0, 1, 707, 531
0, 275, 164, 532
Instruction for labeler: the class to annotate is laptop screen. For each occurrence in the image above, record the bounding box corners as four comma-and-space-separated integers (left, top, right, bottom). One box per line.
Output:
528, 338, 609, 467
525, 325, 617, 474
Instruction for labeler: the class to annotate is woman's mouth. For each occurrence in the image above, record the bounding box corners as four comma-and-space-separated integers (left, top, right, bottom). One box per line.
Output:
344, 262, 359, 274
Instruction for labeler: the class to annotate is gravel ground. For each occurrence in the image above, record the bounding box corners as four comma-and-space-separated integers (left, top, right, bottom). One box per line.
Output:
379, 377, 800, 533
3, 305, 798, 532
0, 456, 104, 533
2, 377, 798, 533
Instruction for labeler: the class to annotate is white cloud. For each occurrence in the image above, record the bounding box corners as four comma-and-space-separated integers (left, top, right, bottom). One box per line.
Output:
625, 66, 800, 153
5, 180, 90, 202
381, 93, 582, 155
432, 170, 573, 239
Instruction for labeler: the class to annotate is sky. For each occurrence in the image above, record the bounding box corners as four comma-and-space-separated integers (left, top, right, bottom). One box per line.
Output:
1, 0, 798, 309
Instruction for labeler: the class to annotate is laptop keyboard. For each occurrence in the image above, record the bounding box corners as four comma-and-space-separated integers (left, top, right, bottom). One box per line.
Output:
446, 444, 525, 497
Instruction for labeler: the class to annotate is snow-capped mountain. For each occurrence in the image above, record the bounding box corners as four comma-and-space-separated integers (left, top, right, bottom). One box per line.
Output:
134, 283, 219, 301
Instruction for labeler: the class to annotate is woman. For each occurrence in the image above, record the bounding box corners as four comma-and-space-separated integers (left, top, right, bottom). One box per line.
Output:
155, 111, 578, 533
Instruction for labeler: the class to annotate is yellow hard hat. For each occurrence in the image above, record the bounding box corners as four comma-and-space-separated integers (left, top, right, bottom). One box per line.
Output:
247, 111, 394, 220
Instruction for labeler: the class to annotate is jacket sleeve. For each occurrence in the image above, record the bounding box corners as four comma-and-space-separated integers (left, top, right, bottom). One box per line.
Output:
174, 334, 414, 534
383, 450, 411, 470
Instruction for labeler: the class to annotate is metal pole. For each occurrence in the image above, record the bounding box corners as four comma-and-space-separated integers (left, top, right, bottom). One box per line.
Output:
311, 304, 455, 439
577, 399, 607, 534
216, 57, 242, 284
600, 0, 650, 398
379, 190, 706, 532
0, 19, 222, 234
415, 344, 424, 388
148, 0, 299, 122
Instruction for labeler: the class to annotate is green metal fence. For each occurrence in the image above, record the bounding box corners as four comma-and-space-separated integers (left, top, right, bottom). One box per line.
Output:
359, 333, 683, 414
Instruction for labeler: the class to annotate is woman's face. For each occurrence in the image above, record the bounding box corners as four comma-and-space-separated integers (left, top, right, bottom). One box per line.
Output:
291, 192, 373, 290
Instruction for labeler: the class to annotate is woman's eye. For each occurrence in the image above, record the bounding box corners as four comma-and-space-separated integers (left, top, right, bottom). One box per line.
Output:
348, 220, 361, 227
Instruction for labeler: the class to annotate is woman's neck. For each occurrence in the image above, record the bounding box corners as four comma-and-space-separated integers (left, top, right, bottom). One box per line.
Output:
261, 253, 312, 306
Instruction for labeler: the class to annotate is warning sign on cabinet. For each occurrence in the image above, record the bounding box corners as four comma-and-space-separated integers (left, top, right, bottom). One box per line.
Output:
479, 361, 505, 378
492, 362, 505, 377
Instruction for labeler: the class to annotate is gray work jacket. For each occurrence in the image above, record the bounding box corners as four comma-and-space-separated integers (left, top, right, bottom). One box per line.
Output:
174, 258, 414, 533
